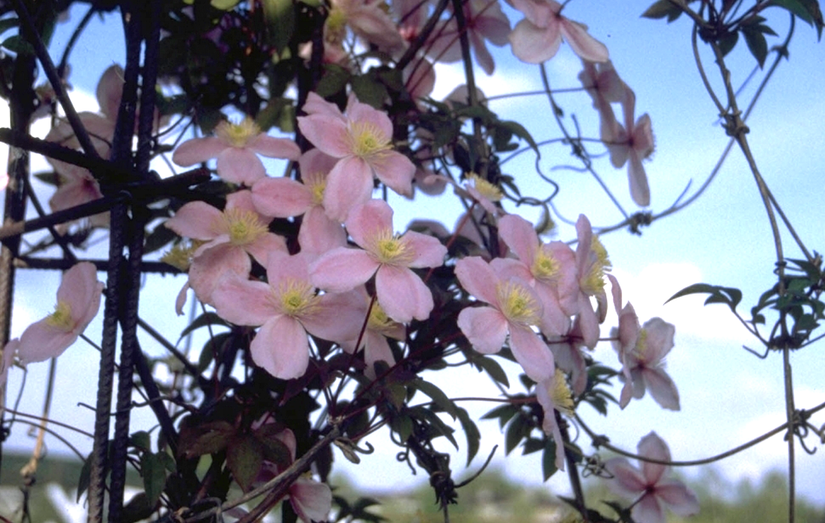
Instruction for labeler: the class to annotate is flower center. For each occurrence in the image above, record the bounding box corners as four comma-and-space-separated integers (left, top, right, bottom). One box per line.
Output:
632, 328, 649, 361
349, 121, 391, 159
367, 301, 400, 333
277, 279, 321, 317
161, 242, 199, 271
325, 7, 348, 43
582, 235, 611, 295
496, 281, 540, 326
46, 301, 74, 331
532, 248, 560, 282
372, 230, 413, 265
222, 208, 269, 246
215, 117, 261, 148
308, 175, 327, 206
551, 369, 575, 415
466, 172, 503, 203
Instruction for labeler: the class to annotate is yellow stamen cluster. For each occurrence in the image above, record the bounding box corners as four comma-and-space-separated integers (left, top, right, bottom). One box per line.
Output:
532, 248, 560, 282
551, 369, 575, 415
278, 279, 321, 318
466, 172, 503, 203
222, 208, 269, 246
349, 121, 391, 159
582, 235, 611, 295
215, 117, 261, 148
371, 230, 413, 265
46, 301, 74, 331
308, 175, 327, 206
325, 7, 348, 43
496, 281, 540, 326
633, 328, 649, 361
161, 242, 198, 272
367, 301, 400, 334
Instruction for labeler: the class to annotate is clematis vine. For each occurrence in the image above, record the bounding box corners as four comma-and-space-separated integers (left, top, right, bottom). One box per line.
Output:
212, 252, 364, 380
604, 432, 700, 523
572, 214, 612, 349
164, 190, 288, 306
508, 0, 609, 64
3, 262, 103, 371
535, 368, 574, 470
455, 256, 555, 382
604, 87, 655, 206
614, 316, 680, 410
297, 92, 416, 221
172, 117, 301, 186
310, 199, 447, 323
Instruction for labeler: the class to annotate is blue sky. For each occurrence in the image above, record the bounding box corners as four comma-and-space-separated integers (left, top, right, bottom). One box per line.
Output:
2, 0, 825, 511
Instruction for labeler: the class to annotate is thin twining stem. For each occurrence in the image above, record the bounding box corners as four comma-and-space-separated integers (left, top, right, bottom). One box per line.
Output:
576, 398, 825, 467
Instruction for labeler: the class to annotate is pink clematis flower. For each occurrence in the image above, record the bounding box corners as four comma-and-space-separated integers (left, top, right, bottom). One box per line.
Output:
212, 252, 364, 380
164, 190, 288, 306
325, 0, 407, 54
4, 262, 103, 367
455, 256, 555, 382
251, 149, 347, 255
297, 93, 416, 221
172, 117, 301, 186
571, 214, 611, 349
535, 368, 574, 470
604, 432, 700, 523
426, 0, 511, 75
310, 199, 447, 323
604, 87, 654, 206
579, 60, 627, 143
342, 290, 402, 378
615, 317, 680, 410
508, 0, 608, 64
48, 159, 108, 229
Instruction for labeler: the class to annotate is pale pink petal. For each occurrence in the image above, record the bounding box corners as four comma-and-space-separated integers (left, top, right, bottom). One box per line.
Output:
508, 324, 554, 382
638, 432, 670, 484
251, 177, 314, 218
16, 320, 78, 365
375, 265, 434, 322
290, 477, 332, 523
643, 367, 680, 411
509, 0, 554, 27
298, 207, 347, 255
303, 290, 365, 343
244, 233, 288, 267
216, 147, 266, 185
560, 19, 609, 62
347, 94, 394, 138
370, 151, 415, 197
247, 135, 301, 160
534, 379, 566, 470
56, 262, 103, 327
455, 256, 499, 305
498, 214, 538, 263
188, 244, 251, 304
172, 137, 227, 166
470, 32, 495, 75
633, 493, 666, 523
644, 318, 675, 359
297, 115, 352, 158
310, 248, 379, 292
346, 199, 394, 250
302, 92, 344, 119
403, 231, 447, 268
509, 19, 561, 63
212, 276, 278, 326
96, 65, 124, 123
628, 153, 650, 207
457, 306, 508, 354
656, 480, 700, 516
604, 457, 647, 496
324, 160, 374, 222
175, 281, 190, 316
251, 316, 310, 379
165, 201, 224, 240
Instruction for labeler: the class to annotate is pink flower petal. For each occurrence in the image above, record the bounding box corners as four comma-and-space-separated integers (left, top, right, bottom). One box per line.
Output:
251, 177, 314, 218
298, 206, 347, 256
560, 19, 609, 62
247, 134, 301, 160
455, 256, 500, 305
498, 214, 538, 264
310, 248, 379, 292
508, 324, 554, 382
165, 201, 224, 240
297, 115, 351, 158
457, 306, 508, 354
188, 244, 251, 304
216, 147, 266, 185
212, 276, 278, 326
643, 367, 680, 411
172, 136, 227, 166
302, 290, 365, 343
656, 479, 700, 516
604, 457, 647, 496
251, 315, 310, 380
403, 231, 447, 268
290, 477, 332, 523
638, 432, 670, 484
509, 19, 562, 63
16, 320, 78, 365
375, 265, 434, 322
370, 151, 415, 197
346, 199, 394, 250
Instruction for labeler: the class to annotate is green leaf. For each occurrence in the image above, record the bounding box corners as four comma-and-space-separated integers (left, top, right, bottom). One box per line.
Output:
227, 435, 265, 492
415, 379, 457, 419
180, 311, 228, 339
498, 120, 539, 155
541, 439, 559, 481
390, 413, 413, 442
143, 224, 177, 255
316, 65, 351, 98
178, 419, 235, 458
717, 31, 739, 57
211, 0, 241, 9
263, 0, 295, 52
769, 0, 824, 38
641, 0, 685, 21
481, 403, 520, 429
666, 283, 742, 313
351, 74, 388, 109
2, 35, 34, 56
504, 415, 528, 455
455, 407, 481, 466
130, 431, 152, 452
473, 355, 509, 387
742, 27, 769, 67
140, 452, 168, 507
414, 407, 458, 449
122, 492, 155, 523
